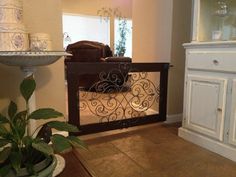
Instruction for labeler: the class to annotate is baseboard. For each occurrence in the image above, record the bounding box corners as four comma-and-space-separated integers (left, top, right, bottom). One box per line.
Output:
178, 127, 236, 162
165, 113, 183, 124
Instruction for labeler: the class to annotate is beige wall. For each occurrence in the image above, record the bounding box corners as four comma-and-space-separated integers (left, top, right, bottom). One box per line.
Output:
168, 0, 192, 115
132, 0, 173, 114
132, 0, 192, 117
23, 0, 65, 116
132, 0, 173, 62
0, 0, 66, 121
62, 0, 132, 18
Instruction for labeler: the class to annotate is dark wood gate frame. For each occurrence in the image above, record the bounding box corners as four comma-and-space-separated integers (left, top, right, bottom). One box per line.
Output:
66, 62, 170, 135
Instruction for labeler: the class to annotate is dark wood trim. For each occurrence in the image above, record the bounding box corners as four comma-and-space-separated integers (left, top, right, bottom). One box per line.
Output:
67, 73, 80, 127
66, 62, 170, 74
159, 66, 169, 121
74, 114, 162, 136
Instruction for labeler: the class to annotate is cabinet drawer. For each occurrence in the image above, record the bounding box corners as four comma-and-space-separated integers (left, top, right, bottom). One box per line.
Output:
187, 52, 236, 73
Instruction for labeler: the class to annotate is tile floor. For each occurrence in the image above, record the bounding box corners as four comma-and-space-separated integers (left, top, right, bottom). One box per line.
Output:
77, 123, 236, 177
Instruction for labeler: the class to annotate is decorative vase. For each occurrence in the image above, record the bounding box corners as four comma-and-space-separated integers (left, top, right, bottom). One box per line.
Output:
30, 33, 52, 51
0, 0, 23, 23
0, 0, 29, 51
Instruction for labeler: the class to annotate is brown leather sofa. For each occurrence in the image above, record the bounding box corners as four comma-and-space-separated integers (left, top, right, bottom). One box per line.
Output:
65, 40, 131, 91
65, 40, 113, 62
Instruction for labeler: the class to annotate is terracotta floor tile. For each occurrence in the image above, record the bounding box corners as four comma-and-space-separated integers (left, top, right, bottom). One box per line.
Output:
88, 153, 145, 177
77, 123, 236, 177
78, 142, 121, 161
111, 134, 158, 152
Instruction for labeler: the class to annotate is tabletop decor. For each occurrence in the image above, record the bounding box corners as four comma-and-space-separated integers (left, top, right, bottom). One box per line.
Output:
0, 0, 29, 51
29, 33, 52, 51
0, 51, 73, 176
0, 76, 87, 177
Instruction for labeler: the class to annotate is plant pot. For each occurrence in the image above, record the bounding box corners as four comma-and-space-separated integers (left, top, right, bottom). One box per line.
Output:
6, 155, 57, 177
116, 52, 125, 57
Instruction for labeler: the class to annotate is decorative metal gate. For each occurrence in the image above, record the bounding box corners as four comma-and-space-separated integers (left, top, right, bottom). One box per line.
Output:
66, 62, 169, 135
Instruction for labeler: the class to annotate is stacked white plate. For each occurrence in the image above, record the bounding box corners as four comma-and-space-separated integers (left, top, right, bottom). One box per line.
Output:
0, 0, 29, 51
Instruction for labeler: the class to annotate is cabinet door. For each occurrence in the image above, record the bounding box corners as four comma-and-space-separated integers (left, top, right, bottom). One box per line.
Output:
229, 80, 236, 146
185, 75, 227, 140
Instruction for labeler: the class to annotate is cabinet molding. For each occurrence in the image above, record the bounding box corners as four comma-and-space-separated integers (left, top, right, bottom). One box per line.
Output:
179, 127, 236, 162
185, 75, 227, 140
229, 80, 236, 146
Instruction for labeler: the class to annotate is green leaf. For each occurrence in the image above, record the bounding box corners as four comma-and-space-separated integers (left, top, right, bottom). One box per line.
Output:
14, 118, 26, 139
9, 152, 21, 173
0, 125, 9, 137
29, 108, 63, 120
0, 164, 11, 177
32, 141, 53, 155
14, 111, 27, 122
12, 110, 27, 139
0, 139, 10, 148
0, 114, 9, 124
0, 147, 11, 163
22, 136, 33, 147
47, 121, 79, 132
8, 101, 17, 119
20, 76, 36, 102
67, 136, 88, 150
51, 134, 72, 153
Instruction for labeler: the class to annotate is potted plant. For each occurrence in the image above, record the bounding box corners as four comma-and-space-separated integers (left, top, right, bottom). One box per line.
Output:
115, 19, 129, 57
0, 76, 86, 177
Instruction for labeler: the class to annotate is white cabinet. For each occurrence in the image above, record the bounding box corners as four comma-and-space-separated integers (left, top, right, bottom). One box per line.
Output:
179, 45, 236, 162
179, 0, 236, 162
185, 75, 227, 141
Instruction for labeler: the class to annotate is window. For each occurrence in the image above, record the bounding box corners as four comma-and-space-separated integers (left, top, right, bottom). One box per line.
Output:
114, 18, 132, 57
62, 14, 110, 49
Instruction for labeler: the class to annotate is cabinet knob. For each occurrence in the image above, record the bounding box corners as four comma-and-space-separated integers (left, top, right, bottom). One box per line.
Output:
213, 59, 219, 65
217, 108, 222, 112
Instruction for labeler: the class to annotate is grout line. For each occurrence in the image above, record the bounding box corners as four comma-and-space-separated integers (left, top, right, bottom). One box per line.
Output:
109, 141, 151, 175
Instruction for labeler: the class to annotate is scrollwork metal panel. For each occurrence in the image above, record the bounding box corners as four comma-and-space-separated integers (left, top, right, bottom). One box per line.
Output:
79, 64, 160, 124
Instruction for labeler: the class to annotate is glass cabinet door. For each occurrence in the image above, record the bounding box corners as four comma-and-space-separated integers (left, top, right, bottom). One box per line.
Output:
192, 0, 236, 42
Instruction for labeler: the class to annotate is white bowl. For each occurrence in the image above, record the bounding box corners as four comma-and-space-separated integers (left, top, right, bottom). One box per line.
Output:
0, 51, 71, 67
